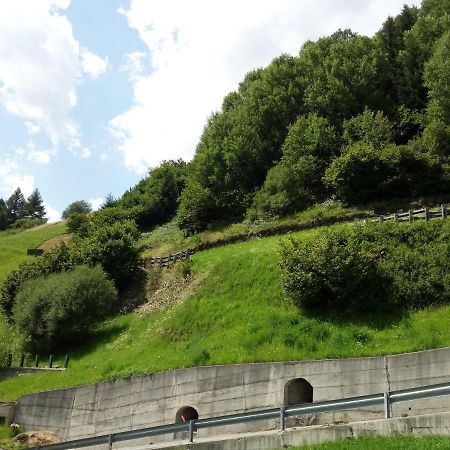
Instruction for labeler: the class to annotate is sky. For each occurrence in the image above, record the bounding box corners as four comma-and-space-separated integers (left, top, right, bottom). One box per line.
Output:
0, 0, 422, 222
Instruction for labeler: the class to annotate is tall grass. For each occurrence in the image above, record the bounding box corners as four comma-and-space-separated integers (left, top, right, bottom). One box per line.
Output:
1, 222, 450, 401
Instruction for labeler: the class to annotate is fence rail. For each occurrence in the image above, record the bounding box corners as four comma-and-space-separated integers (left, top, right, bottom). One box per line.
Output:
144, 204, 449, 268
31, 380, 450, 450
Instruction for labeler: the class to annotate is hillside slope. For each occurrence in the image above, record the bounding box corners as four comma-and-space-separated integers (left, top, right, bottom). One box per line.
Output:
0, 223, 67, 286
1, 221, 450, 401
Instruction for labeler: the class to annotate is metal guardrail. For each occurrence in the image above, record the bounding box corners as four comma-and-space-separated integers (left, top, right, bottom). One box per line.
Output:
31, 381, 450, 450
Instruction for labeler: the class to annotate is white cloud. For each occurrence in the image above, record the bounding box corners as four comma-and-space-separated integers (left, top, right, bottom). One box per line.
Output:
89, 197, 104, 211
0, 0, 106, 157
80, 147, 92, 158
0, 158, 34, 198
28, 150, 53, 164
112, 0, 421, 173
80, 48, 108, 79
44, 202, 61, 223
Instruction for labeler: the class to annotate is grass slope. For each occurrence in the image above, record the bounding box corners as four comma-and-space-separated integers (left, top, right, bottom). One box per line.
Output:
0, 223, 67, 286
1, 222, 450, 401
290, 435, 450, 449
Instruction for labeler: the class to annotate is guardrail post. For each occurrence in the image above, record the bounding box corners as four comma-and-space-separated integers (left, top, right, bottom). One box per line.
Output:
188, 419, 194, 443
442, 205, 447, 220
108, 433, 113, 450
408, 210, 412, 224
280, 406, 286, 431
34, 355, 39, 368
49, 354, 53, 368
19, 353, 25, 368
384, 391, 391, 419
64, 354, 69, 368
394, 213, 398, 222
424, 207, 430, 221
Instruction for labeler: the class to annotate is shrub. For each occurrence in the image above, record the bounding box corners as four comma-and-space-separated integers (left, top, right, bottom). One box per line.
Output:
66, 212, 90, 236
0, 307, 19, 366
280, 221, 450, 314
13, 266, 117, 351
279, 226, 385, 312
10, 218, 47, 230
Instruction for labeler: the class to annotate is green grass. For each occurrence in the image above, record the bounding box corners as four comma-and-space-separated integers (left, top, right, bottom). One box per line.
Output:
139, 195, 450, 257
2, 222, 450, 401
287, 434, 450, 449
0, 222, 67, 286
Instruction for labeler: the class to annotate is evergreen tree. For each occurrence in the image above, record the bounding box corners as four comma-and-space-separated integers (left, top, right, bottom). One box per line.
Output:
25, 189, 47, 219
6, 188, 26, 225
0, 199, 8, 230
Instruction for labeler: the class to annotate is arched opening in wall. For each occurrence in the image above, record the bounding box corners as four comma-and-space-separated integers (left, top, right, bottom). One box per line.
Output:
175, 406, 199, 423
284, 378, 313, 406
174, 406, 199, 440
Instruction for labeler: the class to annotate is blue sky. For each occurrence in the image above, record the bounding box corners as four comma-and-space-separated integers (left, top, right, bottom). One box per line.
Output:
0, 0, 421, 221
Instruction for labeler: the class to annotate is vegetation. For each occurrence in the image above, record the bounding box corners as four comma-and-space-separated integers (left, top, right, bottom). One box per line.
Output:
0, 222, 66, 287
61, 200, 92, 219
2, 222, 450, 400
280, 220, 450, 313
289, 434, 450, 449
0, 188, 47, 230
13, 266, 117, 351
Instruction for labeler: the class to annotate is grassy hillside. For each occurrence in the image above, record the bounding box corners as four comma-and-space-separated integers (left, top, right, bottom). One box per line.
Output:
291, 435, 450, 449
1, 221, 450, 401
0, 222, 67, 286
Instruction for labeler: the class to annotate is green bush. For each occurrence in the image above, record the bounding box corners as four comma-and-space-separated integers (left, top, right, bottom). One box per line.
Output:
279, 226, 385, 312
280, 221, 450, 314
0, 307, 19, 366
13, 266, 117, 351
10, 218, 47, 230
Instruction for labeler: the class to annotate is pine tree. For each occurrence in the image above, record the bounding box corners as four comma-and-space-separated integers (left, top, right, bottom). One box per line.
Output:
6, 188, 26, 225
0, 199, 8, 230
26, 189, 47, 219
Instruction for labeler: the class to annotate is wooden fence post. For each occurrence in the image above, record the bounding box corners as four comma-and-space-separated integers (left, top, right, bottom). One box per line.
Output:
442, 205, 447, 220
424, 207, 430, 221
408, 210, 413, 224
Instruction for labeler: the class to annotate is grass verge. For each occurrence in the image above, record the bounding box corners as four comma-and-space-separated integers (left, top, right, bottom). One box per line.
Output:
288, 434, 450, 449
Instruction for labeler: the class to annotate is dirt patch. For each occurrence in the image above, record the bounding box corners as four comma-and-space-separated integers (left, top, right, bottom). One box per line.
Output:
14, 430, 60, 446
135, 264, 204, 316
39, 234, 72, 251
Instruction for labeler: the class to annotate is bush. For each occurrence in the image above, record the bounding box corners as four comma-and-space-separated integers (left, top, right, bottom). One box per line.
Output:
13, 266, 117, 350
0, 307, 19, 366
279, 226, 385, 312
10, 218, 47, 230
279, 221, 450, 314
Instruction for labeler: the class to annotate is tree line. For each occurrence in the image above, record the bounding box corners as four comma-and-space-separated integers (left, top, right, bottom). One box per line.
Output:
0, 188, 47, 230
103, 0, 449, 235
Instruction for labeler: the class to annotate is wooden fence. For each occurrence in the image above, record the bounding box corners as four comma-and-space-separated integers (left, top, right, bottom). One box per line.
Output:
143, 248, 195, 269
364, 204, 448, 224
144, 204, 449, 268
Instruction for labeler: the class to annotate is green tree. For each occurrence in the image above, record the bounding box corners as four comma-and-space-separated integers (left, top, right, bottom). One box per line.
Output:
6, 188, 26, 225
25, 189, 47, 219
119, 159, 188, 229
342, 109, 394, 150
299, 30, 388, 126
0, 199, 8, 230
62, 200, 92, 219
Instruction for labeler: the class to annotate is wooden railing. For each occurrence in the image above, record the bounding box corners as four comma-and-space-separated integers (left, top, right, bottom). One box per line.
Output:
144, 204, 449, 268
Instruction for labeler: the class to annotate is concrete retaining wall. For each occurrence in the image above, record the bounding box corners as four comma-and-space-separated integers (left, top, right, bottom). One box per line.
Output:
0, 403, 15, 425
153, 411, 450, 450
13, 347, 450, 445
